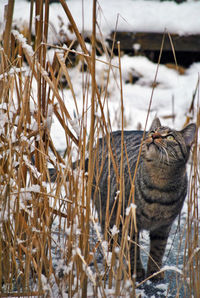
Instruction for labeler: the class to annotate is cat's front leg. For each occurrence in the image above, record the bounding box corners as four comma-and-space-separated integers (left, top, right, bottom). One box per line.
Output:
147, 226, 171, 281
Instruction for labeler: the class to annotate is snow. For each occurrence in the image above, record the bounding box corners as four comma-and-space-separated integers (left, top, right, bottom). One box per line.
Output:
0, 0, 199, 148
23, 155, 42, 179
161, 265, 183, 276
110, 224, 119, 236
126, 203, 137, 216
1, 0, 200, 43
12, 29, 34, 56
49, 52, 199, 151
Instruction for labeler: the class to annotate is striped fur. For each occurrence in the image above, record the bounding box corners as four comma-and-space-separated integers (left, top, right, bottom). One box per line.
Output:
92, 118, 196, 280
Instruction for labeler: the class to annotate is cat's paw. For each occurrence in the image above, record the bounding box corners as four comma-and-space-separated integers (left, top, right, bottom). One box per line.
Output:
131, 266, 145, 281
136, 267, 146, 281
137, 270, 146, 282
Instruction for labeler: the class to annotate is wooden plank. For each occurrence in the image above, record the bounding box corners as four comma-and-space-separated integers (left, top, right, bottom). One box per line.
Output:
107, 32, 200, 52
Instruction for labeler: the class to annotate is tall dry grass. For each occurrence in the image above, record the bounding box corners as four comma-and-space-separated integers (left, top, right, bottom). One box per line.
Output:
0, 0, 199, 297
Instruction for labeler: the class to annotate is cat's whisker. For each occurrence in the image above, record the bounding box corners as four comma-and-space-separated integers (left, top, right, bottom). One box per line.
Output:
156, 142, 170, 165
161, 150, 167, 164
168, 145, 180, 161
169, 150, 178, 161
157, 147, 164, 163
161, 145, 170, 165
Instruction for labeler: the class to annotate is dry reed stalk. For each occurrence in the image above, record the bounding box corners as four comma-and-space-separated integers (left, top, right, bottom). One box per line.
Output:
3, 0, 15, 59
82, 1, 97, 296
0, 0, 199, 297
0, 0, 55, 294
60, 0, 120, 184
28, 0, 34, 44
111, 41, 124, 296
184, 107, 200, 297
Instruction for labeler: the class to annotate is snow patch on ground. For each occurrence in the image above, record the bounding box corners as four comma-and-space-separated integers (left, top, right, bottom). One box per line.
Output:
1, 0, 200, 43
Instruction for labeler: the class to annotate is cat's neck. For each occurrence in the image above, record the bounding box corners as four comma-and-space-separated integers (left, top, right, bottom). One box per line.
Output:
142, 160, 186, 190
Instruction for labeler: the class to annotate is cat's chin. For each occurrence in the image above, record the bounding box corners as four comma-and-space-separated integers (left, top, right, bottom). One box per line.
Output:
145, 143, 158, 161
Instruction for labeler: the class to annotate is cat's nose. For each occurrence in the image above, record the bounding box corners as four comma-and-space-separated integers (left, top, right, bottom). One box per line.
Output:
151, 132, 162, 140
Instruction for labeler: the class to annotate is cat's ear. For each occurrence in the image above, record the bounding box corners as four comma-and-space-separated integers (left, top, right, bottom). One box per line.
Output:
181, 123, 196, 147
149, 118, 161, 132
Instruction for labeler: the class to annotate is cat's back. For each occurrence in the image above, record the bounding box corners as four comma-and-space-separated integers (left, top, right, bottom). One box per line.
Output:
98, 129, 144, 163
94, 130, 143, 206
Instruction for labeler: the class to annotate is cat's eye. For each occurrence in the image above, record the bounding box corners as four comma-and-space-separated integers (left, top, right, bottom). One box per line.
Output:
166, 135, 175, 141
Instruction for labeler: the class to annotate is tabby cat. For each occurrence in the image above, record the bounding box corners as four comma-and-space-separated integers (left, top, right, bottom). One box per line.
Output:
90, 118, 196, 280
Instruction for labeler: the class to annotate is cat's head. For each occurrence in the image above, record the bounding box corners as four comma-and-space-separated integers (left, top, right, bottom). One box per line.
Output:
143, 117, 196, 166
